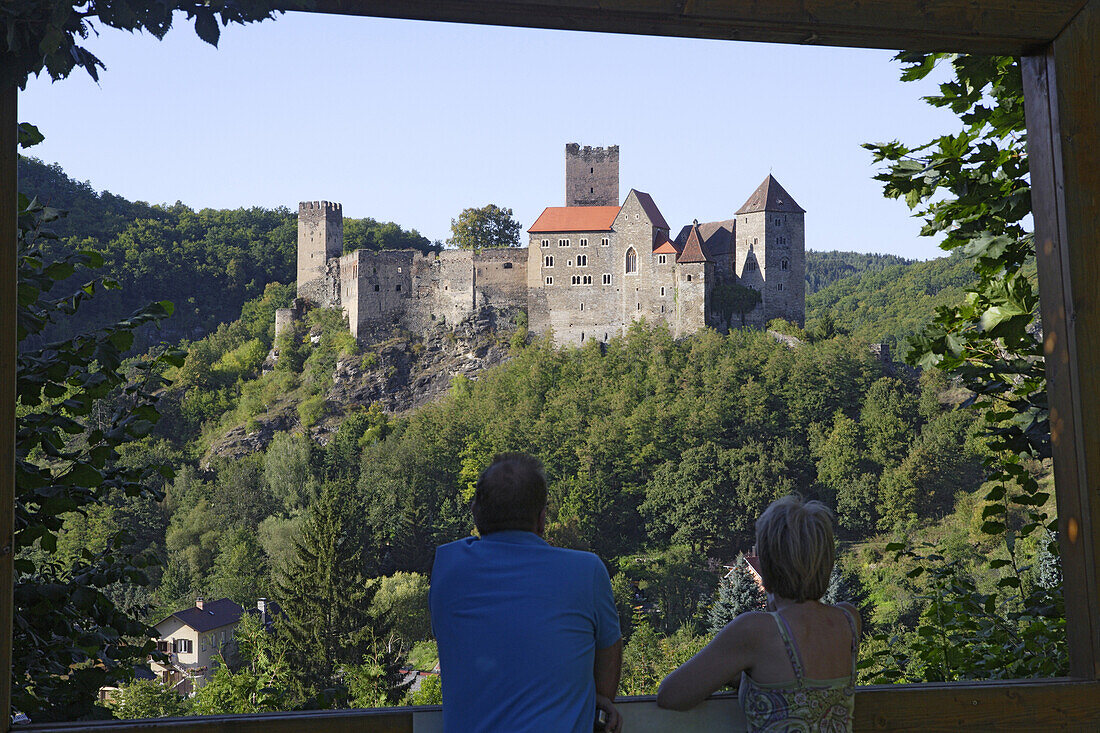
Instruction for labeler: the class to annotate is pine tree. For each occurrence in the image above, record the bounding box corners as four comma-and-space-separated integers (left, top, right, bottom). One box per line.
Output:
708, 554, 766, 634
276, 482, 375, 705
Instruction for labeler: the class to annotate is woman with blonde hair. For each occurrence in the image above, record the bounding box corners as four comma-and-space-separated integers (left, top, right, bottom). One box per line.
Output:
656, 495, 860, 732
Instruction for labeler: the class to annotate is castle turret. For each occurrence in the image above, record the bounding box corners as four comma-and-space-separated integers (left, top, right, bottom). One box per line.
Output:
297, 201, 343, 304
734, 175, 805, 327
565, 144, 619, 207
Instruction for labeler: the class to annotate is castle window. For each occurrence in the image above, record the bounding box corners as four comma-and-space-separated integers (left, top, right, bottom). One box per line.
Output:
781, 258, 789, 271
660, 286, 666, 296
577, 254, 588, 267
541, 239, 550, 248
601, 238, 609, 246
778, 283, 785, 291
546, 276, 553, 285
625, 248, 638, 274
396, 284, 401, 291
568, 260, 573, 267
658, 254, 667, 264
661, 305, 665, 313
603, 274, 612, 285
590, 187, 594, 193
775, 217, 781, 226
754, 237, 758, 245
544, 255, 554, 267
374, 284, 379, 292
559, 239, 569, 247
637, 303, 641, 310
590, 167, 594, 173
503, 262, 513, 269
580, 303, 584, 311
584, 275, 592, 284
687, 274, 692, 282
580, 238, 588, 247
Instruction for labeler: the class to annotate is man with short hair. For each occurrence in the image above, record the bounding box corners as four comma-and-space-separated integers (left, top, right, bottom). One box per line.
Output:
430, 452, 623, 733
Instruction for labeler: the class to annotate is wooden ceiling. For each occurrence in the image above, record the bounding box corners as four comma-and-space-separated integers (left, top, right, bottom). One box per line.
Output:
298, 0, 1089, 54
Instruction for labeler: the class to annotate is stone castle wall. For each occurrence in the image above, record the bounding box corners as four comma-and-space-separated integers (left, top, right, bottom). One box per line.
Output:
735, 210, 805, 327
566, 144, 619, 207
528, 230, 621, 346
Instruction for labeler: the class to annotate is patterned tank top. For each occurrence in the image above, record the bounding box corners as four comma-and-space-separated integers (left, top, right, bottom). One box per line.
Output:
737, 607, 858, 733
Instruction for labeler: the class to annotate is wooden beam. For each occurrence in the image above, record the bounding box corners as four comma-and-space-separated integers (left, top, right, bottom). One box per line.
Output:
1022, 0, 1100, 681
0, 83, 16, 733
17, 681, 1100, 731
292, 0, 1087, 55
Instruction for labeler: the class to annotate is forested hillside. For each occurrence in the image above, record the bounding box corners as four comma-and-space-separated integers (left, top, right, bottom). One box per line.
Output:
804, 250, 913, 294
17, 157, 434, 349
806, 253, 977, 347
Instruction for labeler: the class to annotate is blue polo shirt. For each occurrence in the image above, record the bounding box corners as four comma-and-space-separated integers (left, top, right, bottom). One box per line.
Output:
429, 531, 621, 733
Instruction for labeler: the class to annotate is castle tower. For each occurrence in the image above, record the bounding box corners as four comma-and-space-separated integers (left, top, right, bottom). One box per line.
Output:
297, 201, 343, 301
565, 144, 619, 206
734, 175, 806, 326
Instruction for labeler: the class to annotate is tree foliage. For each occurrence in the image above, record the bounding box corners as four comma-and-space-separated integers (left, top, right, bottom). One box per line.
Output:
862, 53, 1064, 681
14, 177, 183, 719
447, 204, 521, 249
708, 554, 766, 634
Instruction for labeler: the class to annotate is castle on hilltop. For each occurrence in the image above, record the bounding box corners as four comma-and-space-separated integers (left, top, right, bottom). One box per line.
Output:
281, 144, 805, 346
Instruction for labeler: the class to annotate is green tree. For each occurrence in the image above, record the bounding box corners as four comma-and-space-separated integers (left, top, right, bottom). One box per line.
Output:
447, 204, 521, 249
106, 679, 190, 719
708, 554, 766, 634
814, 410, 877, 532
276, 482, 376, 703
264, 431, 313, 513
344, 634, 414, 708
369, 572, 432, 648
189, 613, 292, 714
13, 187, 183, 720
407, 674, 442, 706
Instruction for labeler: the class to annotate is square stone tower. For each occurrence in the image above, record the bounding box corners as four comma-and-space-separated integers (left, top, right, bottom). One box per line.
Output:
734, 176, 806, 327
566, 143, 619, 207
297, 201, 343, 301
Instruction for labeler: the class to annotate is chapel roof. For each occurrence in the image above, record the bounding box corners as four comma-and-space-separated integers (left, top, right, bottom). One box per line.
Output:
735, 175, 805, 215
529, 206, 620, 233
631, 190, 671, 230
677, 222, 713, 263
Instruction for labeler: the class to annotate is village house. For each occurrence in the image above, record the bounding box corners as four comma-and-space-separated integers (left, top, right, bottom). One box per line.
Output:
149, 597, 279, 696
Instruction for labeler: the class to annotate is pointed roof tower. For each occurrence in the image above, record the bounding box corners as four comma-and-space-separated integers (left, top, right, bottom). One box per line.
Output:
735, 175, 805, 215
677, 220, 712, 263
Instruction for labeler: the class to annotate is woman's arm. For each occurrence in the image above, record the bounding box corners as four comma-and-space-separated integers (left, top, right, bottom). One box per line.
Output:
656, 613, 764, 711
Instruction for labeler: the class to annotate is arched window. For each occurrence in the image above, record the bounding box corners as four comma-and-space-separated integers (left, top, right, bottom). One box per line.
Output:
781, 258, 789, 271
626, 248, 637, 274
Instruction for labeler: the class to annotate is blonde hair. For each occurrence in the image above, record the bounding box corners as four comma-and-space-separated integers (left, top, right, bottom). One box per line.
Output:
755, 495, 835, 602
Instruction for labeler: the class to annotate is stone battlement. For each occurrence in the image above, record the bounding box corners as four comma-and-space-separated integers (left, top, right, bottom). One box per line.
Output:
299, 201, 343, 213
565, 143, 619, 157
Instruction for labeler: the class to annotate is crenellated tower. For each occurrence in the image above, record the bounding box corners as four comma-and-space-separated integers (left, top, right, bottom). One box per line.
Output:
565, 143, 619, 206
297, 201, 343, 303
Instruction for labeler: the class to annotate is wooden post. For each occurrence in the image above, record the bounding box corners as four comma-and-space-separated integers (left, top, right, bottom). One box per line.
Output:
1022, 0, 1100, 681
0, 83, 17, 732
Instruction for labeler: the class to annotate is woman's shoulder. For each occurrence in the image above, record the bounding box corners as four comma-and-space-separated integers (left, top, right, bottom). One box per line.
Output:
831, 601, 862, 636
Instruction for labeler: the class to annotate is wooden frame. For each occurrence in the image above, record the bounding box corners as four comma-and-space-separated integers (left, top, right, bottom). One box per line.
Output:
3, 0, 1098, 729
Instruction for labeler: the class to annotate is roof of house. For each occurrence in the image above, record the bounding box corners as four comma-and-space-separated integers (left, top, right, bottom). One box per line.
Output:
244, 600, 284, 631
677, 222, 713, 263
529, 206, 620, 233
735, 175, 806, 215
631, 190, 670, 230
158, 598, 245, 633
675, 220, 735, 260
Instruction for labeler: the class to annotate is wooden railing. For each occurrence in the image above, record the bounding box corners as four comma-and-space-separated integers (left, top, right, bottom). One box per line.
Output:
20, 679, 1100, 732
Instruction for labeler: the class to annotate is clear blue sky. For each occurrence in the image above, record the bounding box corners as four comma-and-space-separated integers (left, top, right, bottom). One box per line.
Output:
20, 12, 959, 259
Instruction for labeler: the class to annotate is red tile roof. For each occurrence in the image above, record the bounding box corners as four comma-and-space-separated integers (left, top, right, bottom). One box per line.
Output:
631, 190, 670, 230
736, 175, 805, 215
529, 206, 620, 233
677, 221, 713, 263
653, 235, 680, 255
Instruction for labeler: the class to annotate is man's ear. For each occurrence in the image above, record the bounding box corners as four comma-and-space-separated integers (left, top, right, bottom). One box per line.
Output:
536, 506, 547, 537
